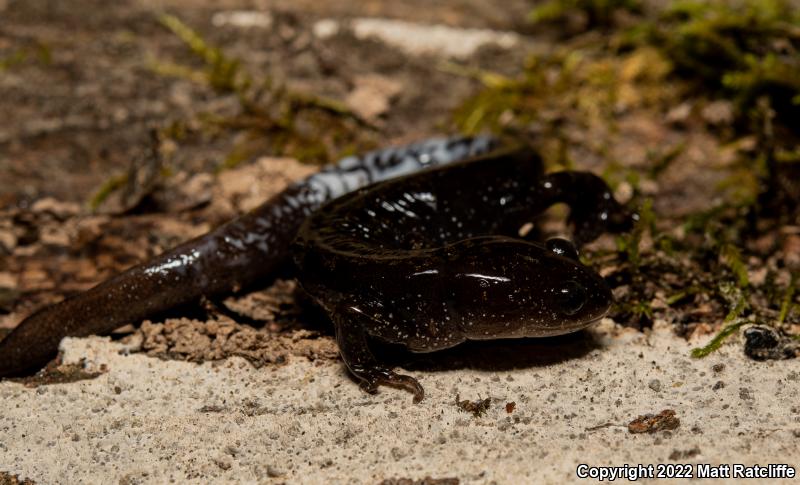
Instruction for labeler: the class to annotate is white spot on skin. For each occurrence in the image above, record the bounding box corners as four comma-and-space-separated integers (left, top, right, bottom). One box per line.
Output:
144, 249, 201, 276
412, 269, 439, 276
463, 273, 511, 282
224, 236, 245, 251
286, 197, 301, 209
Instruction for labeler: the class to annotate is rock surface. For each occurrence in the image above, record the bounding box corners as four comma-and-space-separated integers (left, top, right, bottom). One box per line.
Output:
2, 320, 798, 484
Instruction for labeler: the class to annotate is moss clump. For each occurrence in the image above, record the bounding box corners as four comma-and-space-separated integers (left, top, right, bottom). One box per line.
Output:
153, 14, 373, 168
510, 0, 800, 135
158, 14, 246, 93
453, 45, 674, 170
637, 0, 800, 132
615, 198, 655, 271
719, 243, 749, 289
529, 0, 643, 28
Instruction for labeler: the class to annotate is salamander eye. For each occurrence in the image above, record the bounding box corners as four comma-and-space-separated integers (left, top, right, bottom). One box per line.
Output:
546, 237, 580, 261
557, 280, 587, 316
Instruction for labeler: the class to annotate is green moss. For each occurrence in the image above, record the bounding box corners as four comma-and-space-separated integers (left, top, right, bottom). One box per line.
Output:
690, 320, 747, 358
529, 0, 642, 27
640, 0, 800, 131
457, 0, 799, 197
627, 300, 654, 321
615, 198, 655, 270
453, 45, 673, 170
719, 243, 749, 289
715, 167, 760, 208
546, 0, 800, 138
0, 49, 26, 71
217, 143, 254, 172
453, 71, 531, 136
88, 173, 129, 210
665, 286, 701, 306
690, 293, 747, 358
647, 142, 686, 179
0, 42, 51, 71
722, 53, 800, 107
158, 14, 247, 93
35, 42, 52, 65
153, 14, 372, 168
778, 273, 797, 325
160, 120, 189, 141
147, 59, 206, 85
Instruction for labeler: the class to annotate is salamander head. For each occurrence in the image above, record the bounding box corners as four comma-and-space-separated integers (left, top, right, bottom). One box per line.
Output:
443, 236, 611, 339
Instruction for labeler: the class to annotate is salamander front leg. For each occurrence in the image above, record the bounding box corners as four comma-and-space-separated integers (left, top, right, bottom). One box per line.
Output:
333, 306, 424, 403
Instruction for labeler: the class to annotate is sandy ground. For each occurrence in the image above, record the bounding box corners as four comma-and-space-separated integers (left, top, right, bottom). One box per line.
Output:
2, 320, 798, 484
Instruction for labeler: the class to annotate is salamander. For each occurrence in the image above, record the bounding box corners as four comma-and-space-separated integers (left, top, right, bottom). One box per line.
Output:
293, 146, 631, 401
0, 137, 631, 402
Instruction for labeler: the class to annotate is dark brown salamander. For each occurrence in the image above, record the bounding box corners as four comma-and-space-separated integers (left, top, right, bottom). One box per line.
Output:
0, 137, 632, 402
293, 147, 631, 401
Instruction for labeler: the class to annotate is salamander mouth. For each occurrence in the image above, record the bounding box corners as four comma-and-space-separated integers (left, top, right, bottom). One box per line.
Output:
529, 316, 603, 337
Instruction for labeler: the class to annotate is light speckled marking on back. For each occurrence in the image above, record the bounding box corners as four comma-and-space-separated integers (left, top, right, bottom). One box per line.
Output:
304, 135, 498, 200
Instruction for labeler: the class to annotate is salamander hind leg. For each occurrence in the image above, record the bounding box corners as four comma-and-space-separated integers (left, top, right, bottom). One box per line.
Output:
332, 306, 424, 403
